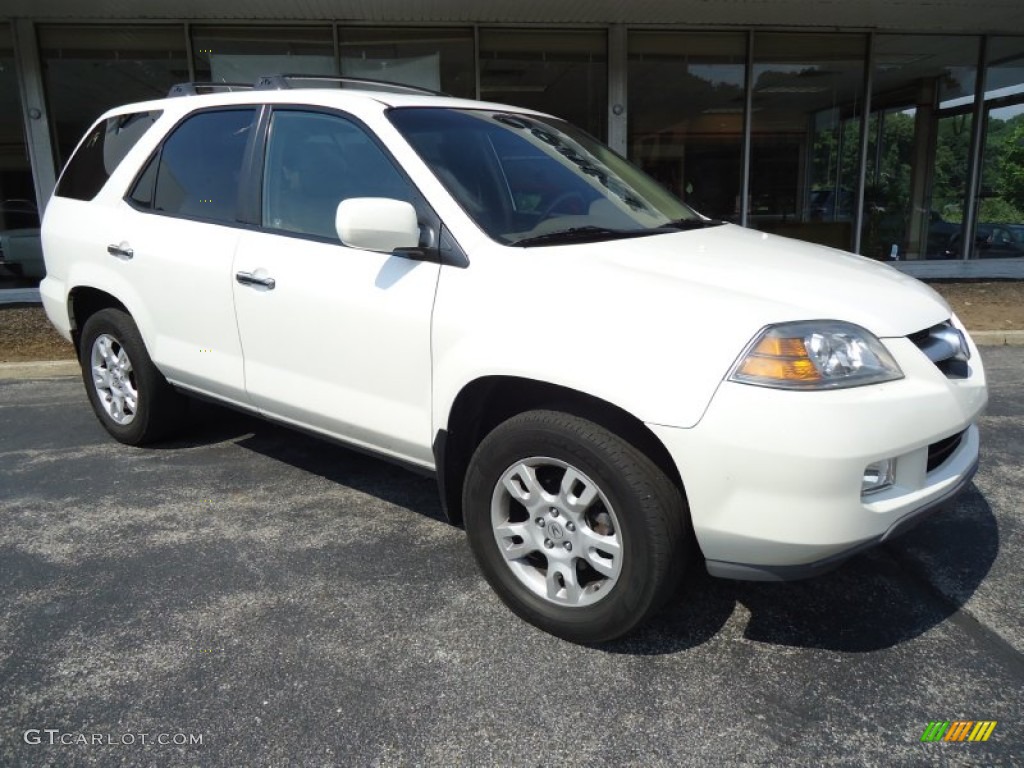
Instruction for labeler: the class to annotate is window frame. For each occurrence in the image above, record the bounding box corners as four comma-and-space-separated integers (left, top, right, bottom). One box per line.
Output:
121, 100, 465, 267
251, 104, 439, 249
123, 105, 262, 227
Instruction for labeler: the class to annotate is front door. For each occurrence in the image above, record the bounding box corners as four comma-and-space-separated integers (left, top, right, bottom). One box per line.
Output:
231, 109, 440, 465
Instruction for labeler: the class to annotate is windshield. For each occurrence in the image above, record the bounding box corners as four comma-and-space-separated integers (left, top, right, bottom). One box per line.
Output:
387, 108, 707, 246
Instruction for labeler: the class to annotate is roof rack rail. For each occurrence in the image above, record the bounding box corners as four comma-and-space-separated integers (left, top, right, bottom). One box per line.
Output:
254, 74, 447, 97
167, 82, 254, 98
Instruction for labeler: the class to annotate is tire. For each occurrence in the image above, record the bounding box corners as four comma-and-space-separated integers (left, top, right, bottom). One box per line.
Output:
79, 308, 186, 445
463, 410, 688, 643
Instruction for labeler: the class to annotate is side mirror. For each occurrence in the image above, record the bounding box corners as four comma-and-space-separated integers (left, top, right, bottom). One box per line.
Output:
335, 198, 420, 254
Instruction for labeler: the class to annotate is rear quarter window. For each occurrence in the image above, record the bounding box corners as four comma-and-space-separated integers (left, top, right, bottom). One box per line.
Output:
54, 111, 163, 201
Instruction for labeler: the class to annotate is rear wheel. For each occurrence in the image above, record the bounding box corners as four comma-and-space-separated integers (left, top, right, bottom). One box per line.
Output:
79, 308, 186, 445
463, 410, 688, 643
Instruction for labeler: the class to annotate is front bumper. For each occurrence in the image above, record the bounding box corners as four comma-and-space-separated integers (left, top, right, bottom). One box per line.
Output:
649, 332, 987, 581
701, 448, 977, 581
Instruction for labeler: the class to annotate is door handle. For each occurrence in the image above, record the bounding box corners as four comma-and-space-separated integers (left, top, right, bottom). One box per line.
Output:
235, 271, 276, 290
107, 242, 134, 260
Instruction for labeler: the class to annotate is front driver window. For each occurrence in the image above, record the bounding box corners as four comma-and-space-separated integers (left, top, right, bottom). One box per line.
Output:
262, 110, 413, 241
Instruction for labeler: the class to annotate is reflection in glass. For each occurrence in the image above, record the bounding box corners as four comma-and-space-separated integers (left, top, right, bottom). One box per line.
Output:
263, 111, 414, 240
40, 25, 188, 167
973, 37, 1024, 259
862, 35, 979, 260
389, 108, 698, 245
479, 30, 607, 141
339, 27, 474, 98
749, 33, 866, 251
0, 24, 42, 288
192, 26, 334, 85
628, 32, 746, 220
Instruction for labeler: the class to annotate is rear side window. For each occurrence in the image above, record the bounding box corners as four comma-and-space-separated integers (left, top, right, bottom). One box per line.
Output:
55, 111, 162, 201
130, 108, 256, 225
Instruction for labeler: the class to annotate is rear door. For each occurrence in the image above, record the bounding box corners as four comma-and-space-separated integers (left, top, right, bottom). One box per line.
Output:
231, 108, 440, 465
118, 107, 258, 404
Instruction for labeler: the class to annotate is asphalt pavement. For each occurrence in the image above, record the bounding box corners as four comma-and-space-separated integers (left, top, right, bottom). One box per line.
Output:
1, 347, 1022, 767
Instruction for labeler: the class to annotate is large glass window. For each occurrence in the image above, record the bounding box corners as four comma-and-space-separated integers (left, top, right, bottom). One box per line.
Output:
749, 33, 867, 251
479, 29, 607, 140
338, 27, 474, 98
0, 24, 42, 287
863, 35, 979, 260
628, 32, 747, 221
972, 37, 1024, 259
39, 25, 187, 168
192, 26, 334, 84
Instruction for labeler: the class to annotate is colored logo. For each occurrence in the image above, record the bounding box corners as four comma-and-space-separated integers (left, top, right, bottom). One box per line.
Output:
920, 721, 997, 742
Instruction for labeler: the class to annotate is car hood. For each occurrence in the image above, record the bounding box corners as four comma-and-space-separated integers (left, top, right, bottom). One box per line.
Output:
588, 223, 950, 338
440, 222, 959, 428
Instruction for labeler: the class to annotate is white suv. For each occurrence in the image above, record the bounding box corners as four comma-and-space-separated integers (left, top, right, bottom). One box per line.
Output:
41, 77, 987, 643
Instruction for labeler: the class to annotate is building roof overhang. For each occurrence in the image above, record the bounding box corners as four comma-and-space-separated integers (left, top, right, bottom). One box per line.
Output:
4, 0, 1024, 35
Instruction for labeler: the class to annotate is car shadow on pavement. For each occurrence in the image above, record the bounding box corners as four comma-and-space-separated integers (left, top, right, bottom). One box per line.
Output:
152, 399, 448, 523
155, 400, 999, 656
605, 485, 998, 655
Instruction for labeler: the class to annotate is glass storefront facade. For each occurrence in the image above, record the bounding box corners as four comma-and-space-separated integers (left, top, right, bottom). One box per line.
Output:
628, 32, 747, 221
748, 34, 866, 251
480, 29, 608, 140
193, 25, 334, 85
3, 20, 1023, 290
862, 35, 980, 261
0, 24, 41, 286
974, 37, 1024, 259
39, 25, 188, 167
339, 27, 476, 99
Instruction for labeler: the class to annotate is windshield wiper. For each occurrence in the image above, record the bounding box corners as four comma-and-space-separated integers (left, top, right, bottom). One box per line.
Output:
511, 226, 658, 247
658, 218, 725, 231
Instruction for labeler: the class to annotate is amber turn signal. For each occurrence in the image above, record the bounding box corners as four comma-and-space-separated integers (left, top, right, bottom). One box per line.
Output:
737, 354, 821, 382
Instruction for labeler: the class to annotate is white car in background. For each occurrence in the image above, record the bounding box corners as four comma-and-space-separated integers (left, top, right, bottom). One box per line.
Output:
40, 77, 987, 643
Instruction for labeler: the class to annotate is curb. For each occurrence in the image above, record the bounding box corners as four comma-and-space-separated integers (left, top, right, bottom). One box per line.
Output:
970, 330, 1024, 346
0, 288, 41, 305
0, 360, 79, 380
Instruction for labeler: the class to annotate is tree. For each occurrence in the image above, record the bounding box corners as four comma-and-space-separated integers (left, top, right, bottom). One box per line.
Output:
999, 118, 1024, 214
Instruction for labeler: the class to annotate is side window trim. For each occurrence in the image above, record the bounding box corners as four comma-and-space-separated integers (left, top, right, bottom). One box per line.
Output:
126, 146, 162, 212
118, 101, 467, 267
237, 104, 271, 227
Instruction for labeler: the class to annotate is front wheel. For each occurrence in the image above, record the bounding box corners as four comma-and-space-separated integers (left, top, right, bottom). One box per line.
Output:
463, 410, 688, 643
79, 308, 186, 445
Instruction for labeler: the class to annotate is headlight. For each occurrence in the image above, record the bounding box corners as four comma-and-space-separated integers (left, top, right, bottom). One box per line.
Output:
729, 321, 903, 390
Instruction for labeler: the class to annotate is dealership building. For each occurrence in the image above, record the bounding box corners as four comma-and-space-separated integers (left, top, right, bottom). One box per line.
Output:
2, 0, 1024, 284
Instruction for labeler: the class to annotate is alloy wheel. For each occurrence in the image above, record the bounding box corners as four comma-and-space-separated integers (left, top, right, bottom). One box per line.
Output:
90, 333, 138, 425
490, 457, 623, 607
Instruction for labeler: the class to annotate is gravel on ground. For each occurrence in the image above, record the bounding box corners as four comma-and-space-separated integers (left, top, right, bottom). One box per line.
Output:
0, 307, 75, 363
